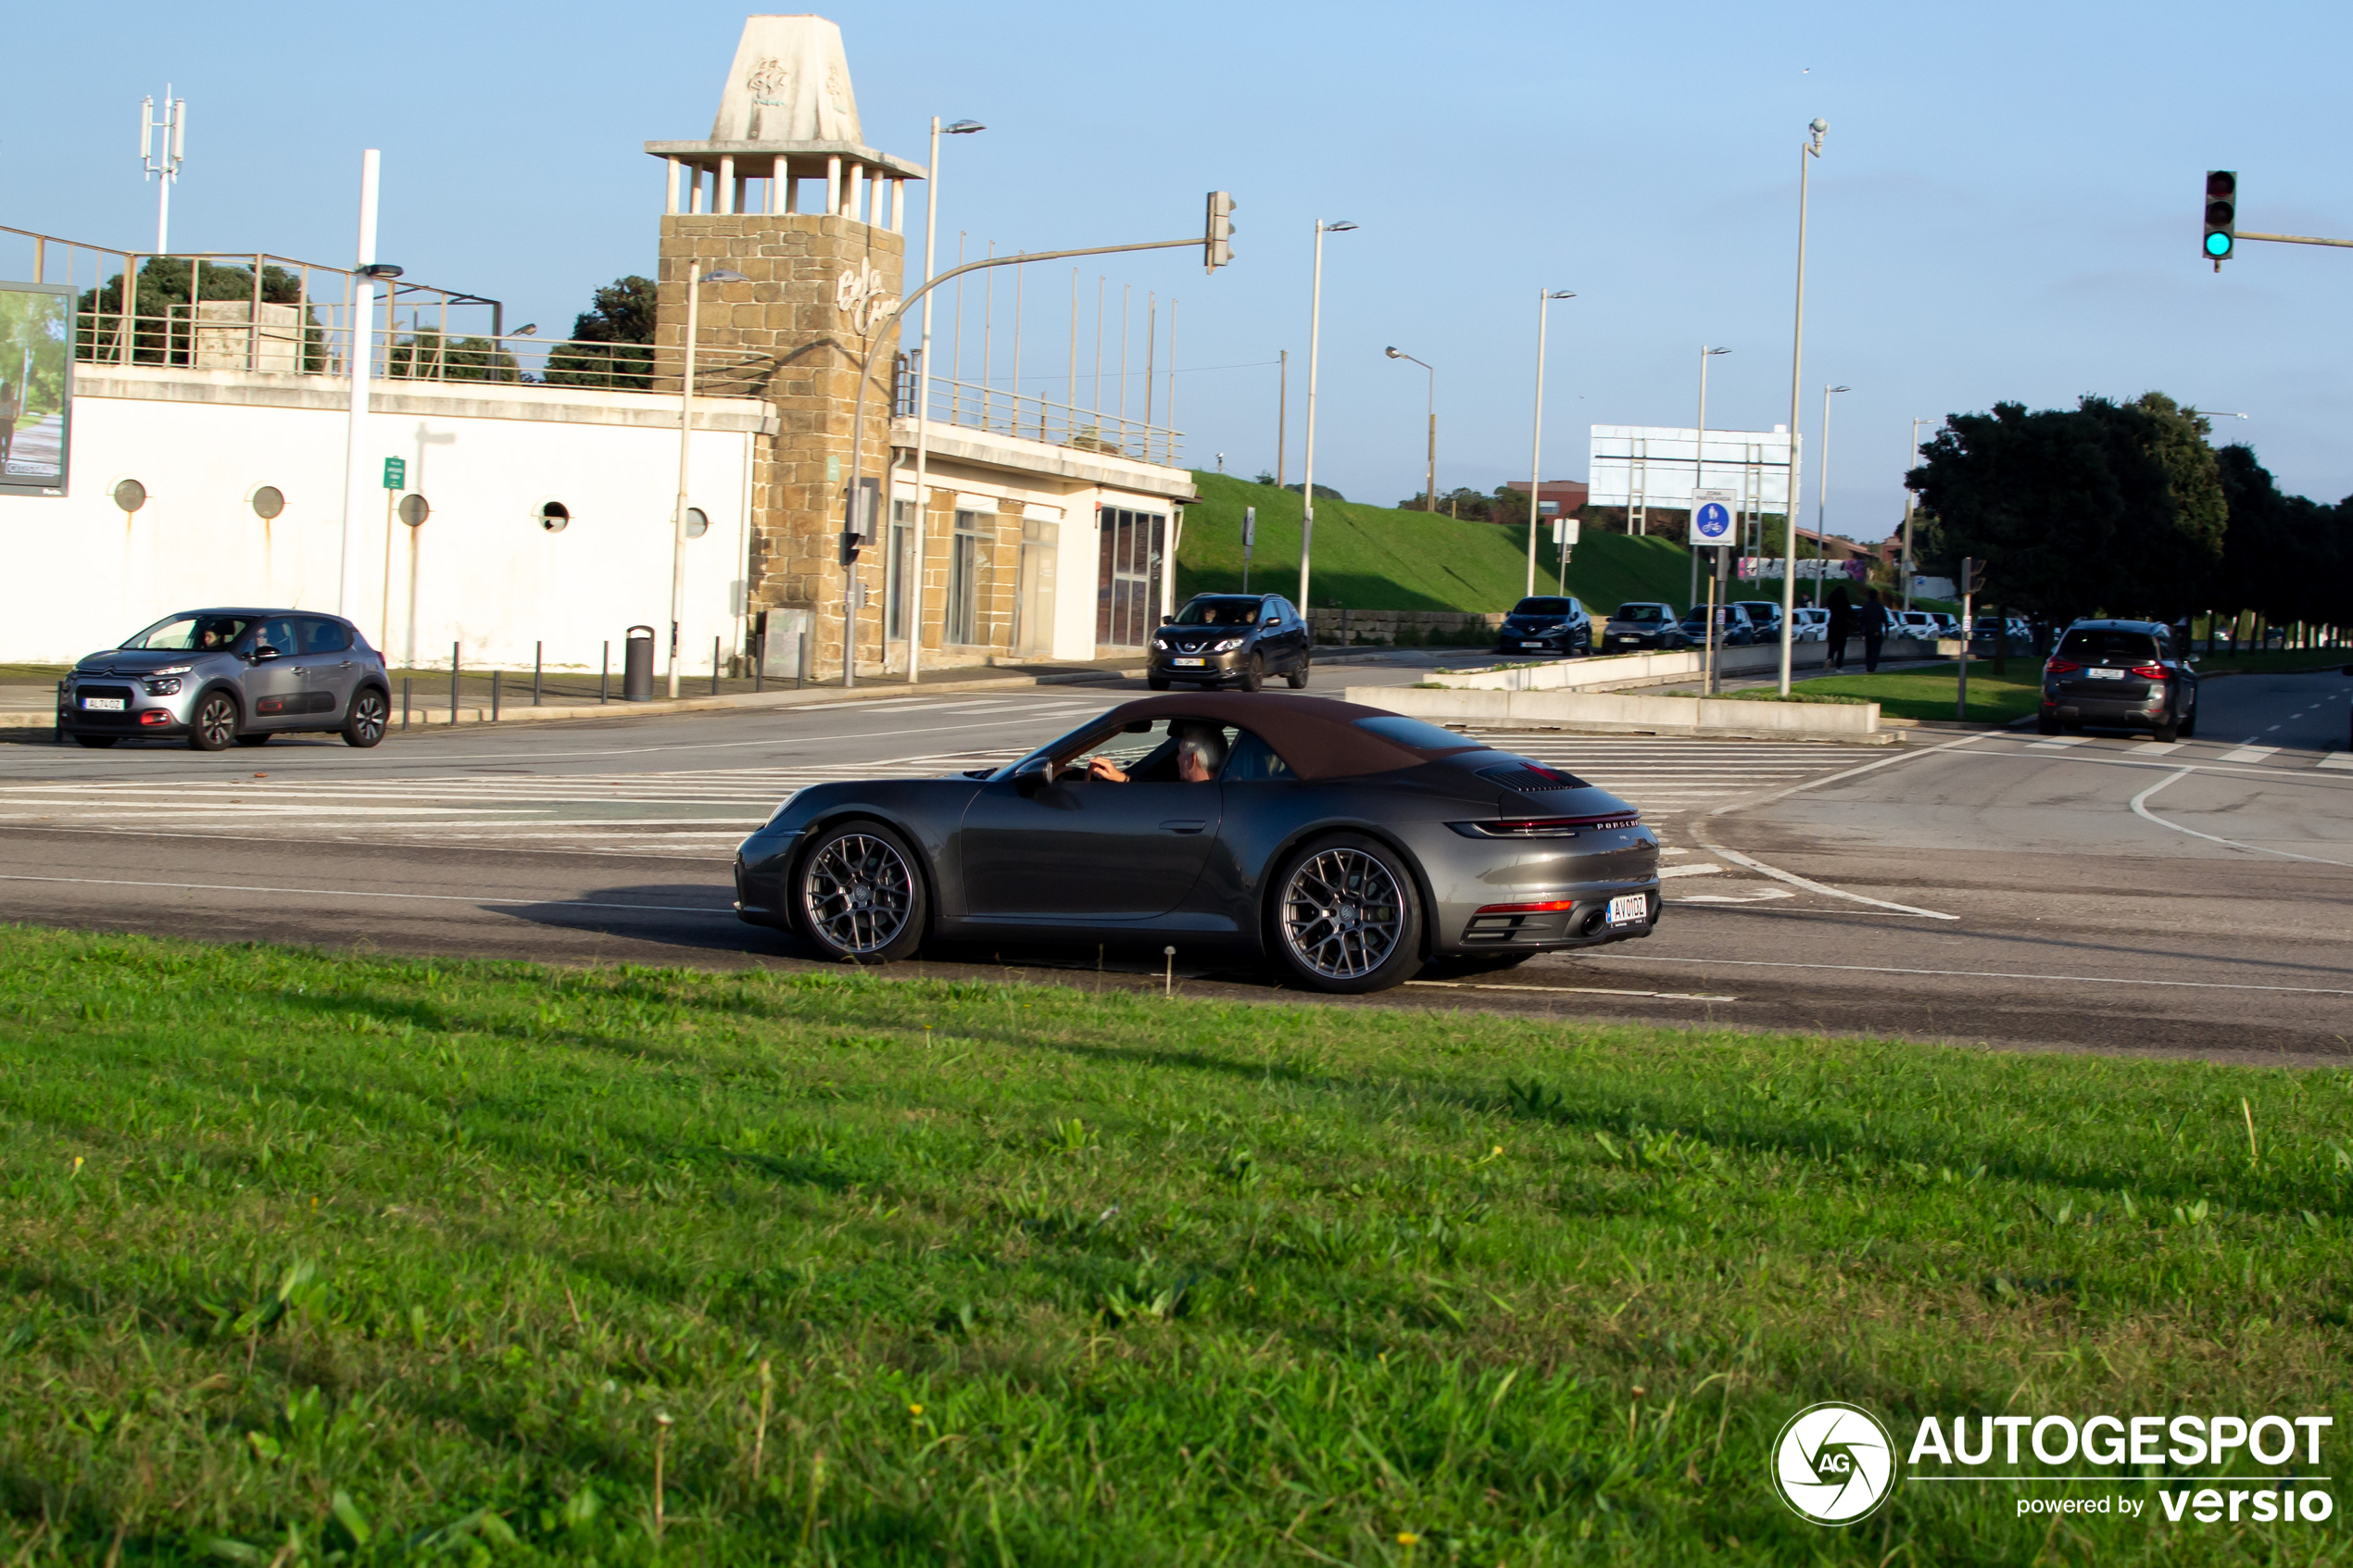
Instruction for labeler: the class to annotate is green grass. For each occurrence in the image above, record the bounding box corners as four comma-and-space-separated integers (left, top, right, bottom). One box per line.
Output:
1787, 660, 2042, 725
1177, 474, 1696, 616
4, 928, 2348, 1564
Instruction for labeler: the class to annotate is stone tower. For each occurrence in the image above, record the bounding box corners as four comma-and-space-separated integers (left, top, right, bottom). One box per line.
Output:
646, 15, 925, 680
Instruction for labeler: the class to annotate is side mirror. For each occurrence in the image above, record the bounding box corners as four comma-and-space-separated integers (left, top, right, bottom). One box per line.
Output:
1013, 756, 1054, 797
251, 646, 281, 661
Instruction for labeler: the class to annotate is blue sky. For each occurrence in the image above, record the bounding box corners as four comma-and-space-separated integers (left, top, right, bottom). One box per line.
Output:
6, 0, 2348, 540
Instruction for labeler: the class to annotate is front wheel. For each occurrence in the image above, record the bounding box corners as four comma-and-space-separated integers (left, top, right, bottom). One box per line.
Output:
343, 688, 389, 748
1146, 675, 1171, 692
796, 821, 927, 964
1271, 833, 1424, 994
1239, 654, 1265, 694
188, 691, 240, 752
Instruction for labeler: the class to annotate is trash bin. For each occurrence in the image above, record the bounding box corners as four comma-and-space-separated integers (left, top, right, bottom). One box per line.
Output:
623, 624, 656, 702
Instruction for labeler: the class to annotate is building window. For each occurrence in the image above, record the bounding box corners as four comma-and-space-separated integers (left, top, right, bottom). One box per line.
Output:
948, 508, 986, 646
250, 485, 285, 520
112, 479, 147, 513
538, 500, 571, 533
1096, 508, 1165, 646
886, 500, 914, 641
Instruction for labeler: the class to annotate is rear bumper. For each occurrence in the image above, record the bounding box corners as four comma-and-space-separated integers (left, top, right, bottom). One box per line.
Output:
1451, 887, 1662, 951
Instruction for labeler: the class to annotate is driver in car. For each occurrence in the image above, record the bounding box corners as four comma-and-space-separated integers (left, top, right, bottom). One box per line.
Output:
1088, 724, 1225, 784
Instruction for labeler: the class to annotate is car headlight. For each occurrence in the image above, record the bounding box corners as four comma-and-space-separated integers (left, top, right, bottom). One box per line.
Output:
1152, 636, 1172, 649
1212, 637, 1244, 653
143, 678, 183, 696
149, 665, 192, 676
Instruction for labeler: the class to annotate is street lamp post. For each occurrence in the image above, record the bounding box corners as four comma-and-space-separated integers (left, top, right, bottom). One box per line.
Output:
1691, 345, 1730, 614
1384, 346, 1436, 510
1298, 219, 1355, 615
670, 262, 749, 698
1901, 415, 1928, 611
905, 118, 986, 686
1811, 383, 1851, 609
1526, 290, 1574, 598
1778, 117, 1828, 696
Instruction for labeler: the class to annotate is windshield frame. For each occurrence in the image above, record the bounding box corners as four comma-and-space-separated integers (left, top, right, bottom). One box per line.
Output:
120, 612, 257, 652
1171, 596, 1265, 627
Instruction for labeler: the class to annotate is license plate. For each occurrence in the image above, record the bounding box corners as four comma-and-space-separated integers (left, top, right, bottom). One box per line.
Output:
1520, 640, 1547, 647
1171, 657, 1205, 667
1606, 894, 1648, 926
2085, 667, 2125, 681
81, 696, 125, 711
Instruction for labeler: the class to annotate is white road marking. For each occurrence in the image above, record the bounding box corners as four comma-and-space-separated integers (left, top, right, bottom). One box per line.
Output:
1405, 980, 1739, 1002
2221, 745, 2280, 762
2128, 769, 2353, 868
1657, 862, 1725, 878
1674, 886, 1794, 904
1698, 844, 1957, 919
1604, 952, 2353, 997
2131, 741, 2183, 756
2321, 754, 2353, 771
2030, 736, 2087, 748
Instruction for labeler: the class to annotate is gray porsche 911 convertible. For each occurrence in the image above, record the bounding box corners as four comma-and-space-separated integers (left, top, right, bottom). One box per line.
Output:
733, 695, 1661, 994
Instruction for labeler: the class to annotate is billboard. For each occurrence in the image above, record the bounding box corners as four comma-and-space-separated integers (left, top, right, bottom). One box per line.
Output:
1587, 424, 1797, 512
0, 282, 72, 496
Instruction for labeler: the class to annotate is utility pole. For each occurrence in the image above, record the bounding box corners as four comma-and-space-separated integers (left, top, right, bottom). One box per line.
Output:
1901, 416, 1928, 611
1778, 117, 1827, 696
1275, 348, 1288, 490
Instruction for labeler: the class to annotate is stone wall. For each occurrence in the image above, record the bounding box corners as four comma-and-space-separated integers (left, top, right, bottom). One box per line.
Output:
654, 211, 904, 678
1305, 608, 1507, 647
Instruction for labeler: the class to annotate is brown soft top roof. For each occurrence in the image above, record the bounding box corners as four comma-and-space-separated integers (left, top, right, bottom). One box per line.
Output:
1083, 693, 1484, 781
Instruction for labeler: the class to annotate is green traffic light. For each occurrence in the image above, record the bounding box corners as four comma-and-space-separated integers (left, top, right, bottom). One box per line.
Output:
2205, 231, 2233, 258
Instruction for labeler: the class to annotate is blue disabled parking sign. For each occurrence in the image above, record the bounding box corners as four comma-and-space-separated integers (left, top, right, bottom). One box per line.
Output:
1691, 488, 1736, 546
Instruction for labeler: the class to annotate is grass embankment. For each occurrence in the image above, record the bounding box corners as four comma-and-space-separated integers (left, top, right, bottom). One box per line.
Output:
1178, 474, 1694, 616
1783, 660, 2042, 725
4, 929, 2347, 1562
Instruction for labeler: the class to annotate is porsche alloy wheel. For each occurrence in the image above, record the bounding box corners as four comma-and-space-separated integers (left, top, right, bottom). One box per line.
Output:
1274, 834, 1423, 993
798, 822, 925, 962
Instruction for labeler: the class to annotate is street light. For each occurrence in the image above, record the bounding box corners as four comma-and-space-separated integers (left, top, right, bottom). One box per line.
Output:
1811, 383, 1851, 609
1384, 346, 1436, 510
1777, 116, 1827, 695
669, 262, 749, 699
1526, 290, 1574, 597
904, 116, 988, 685
1298, 219, 1356, 614
1901, 415, 1929, 611
1691, 345, 1730, 613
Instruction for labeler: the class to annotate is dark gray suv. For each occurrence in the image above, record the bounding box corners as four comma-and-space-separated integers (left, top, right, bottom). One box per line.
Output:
1148, 594, 1313, 692
57, 608, 393, 751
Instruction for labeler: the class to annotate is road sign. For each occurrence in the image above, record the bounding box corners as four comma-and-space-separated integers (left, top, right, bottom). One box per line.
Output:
1691, 487, 1736, 546
1552, 518, 1580, 546
382, 457, 406, 490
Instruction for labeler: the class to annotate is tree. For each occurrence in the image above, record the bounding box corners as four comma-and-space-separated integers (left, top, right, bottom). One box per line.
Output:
545, 275, 656, 389
1907, 393, 2224, 623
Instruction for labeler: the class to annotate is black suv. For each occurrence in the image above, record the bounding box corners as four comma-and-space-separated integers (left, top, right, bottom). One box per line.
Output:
1679, 604, 1757, 646
1149, 594, 1312, 691
2039, 620, 2198, 740
1495, 596, 1592, 657
1604, 602, 1691, 651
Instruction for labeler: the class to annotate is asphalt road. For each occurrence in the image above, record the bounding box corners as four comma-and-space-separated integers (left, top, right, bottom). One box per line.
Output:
3, 665, 2347, 1067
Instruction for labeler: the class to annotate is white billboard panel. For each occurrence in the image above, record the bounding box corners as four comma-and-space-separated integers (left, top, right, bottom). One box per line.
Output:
1587, 425, 1799, 511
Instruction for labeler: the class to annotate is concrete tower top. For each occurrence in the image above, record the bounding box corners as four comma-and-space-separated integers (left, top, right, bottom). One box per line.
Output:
646, 14, 925, 185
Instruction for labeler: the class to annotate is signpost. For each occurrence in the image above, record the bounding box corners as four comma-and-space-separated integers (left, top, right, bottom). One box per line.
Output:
1552, 516, 1579, 593
1692, 489, 1735, 695
1240, 505, 1256, 591
382, 458, 405, 490
1957, 556, 1986, 720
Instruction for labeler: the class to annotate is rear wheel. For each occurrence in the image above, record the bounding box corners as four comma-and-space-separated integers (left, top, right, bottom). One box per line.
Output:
2035, 713, 2061, 735
1239, 654, 1265, 694
796, 821, 926, 964
343, 687, 389, 748
2153, 718, 2180, 744
189, 691, 240, 752
1286, 656, 1311, 689
1271, 833, 1424, 994
72, 734, 118, 749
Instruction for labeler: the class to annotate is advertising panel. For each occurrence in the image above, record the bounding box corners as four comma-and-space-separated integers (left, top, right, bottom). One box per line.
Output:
0, 281, 72, 496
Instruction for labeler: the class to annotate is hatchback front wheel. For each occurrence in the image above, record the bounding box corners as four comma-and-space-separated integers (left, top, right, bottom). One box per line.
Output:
344, 688, 389, 748
188, 691, 240, 752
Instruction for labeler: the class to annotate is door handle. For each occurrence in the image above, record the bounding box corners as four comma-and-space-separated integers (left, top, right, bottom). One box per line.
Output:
1159, 820, 1208, 834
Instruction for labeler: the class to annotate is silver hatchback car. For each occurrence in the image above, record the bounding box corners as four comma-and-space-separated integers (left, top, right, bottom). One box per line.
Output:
57, 608, 392, 751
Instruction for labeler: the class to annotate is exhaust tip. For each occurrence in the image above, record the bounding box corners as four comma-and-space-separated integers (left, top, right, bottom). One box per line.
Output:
1579, 909, 1608, 937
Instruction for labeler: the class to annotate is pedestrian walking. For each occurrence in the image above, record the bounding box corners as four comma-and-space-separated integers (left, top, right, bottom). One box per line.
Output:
1824, 586, 1854, 671
1861, 588, 1889, 674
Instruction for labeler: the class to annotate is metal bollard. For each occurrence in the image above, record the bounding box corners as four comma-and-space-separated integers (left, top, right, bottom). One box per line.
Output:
449, 643, 460, 727
600, 642, 610, 703
534, 641, 543, 707
712, 635, 722, 696
491, 670, 501, 722
798, 632, 809, 691
401, 678, 410, 729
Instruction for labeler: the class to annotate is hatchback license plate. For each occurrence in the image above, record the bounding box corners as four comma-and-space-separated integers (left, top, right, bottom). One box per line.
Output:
2085, 666, 2125, 680
1520, 640, 1546, 647
1606, 894, 1647, 926
81, 696, 125, 711
1171, 657, 1205, 667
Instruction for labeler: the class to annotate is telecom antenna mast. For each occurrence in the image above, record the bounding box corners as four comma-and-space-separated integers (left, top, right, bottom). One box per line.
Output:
141, 87, 187, 254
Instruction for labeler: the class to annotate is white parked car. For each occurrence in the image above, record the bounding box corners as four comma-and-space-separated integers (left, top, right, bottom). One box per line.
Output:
1894, 609, 1940, 637
1791, 607, 1830, 643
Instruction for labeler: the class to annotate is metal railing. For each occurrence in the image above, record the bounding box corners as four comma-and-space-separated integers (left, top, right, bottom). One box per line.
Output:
2, 222, 769, 398
896, 367, 1184, 468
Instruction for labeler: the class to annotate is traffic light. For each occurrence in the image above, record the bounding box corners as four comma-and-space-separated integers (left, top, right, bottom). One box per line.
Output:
1960, 557, 1988, 596
1204, 191, 1235, 272
2204, 170, 2236, 263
